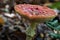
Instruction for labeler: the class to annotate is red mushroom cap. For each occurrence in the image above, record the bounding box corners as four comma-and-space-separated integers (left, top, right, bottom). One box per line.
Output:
14, 4, 57, 22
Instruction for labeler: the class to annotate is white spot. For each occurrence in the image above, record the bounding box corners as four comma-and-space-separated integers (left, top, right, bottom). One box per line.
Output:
4, 13, 15, 18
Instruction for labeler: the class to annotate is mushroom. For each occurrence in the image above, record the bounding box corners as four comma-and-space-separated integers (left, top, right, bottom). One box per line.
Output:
14, 4, 57, 40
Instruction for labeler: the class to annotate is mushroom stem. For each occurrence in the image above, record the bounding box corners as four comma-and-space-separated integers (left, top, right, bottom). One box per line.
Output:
26, 22, 37, 40
26, 36, 32, 40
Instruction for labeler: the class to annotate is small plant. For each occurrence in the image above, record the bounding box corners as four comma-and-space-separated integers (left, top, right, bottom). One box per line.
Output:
46, 20, 60, 38
48, 2, 60, 10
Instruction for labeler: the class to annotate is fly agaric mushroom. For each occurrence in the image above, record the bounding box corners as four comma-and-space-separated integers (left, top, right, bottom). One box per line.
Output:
14, 4, 57, 40
14, 4, 57, 22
